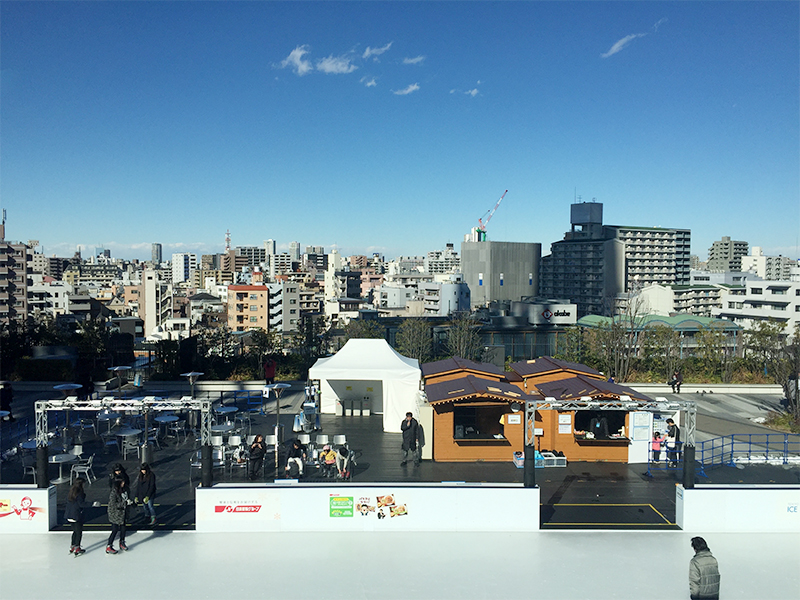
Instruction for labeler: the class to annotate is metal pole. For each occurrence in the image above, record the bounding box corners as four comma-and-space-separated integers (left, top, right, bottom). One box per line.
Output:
523, 445, 536, 488
682, 444, 696, 488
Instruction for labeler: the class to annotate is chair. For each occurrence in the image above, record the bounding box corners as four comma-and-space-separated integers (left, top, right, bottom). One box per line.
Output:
332, 435, 347, 446
122, 437, 140, 460
77, 418, 97, 441
168, 419, 187, 443
246, 435, 256, 445
297, 433, 311, 446
70, 444, 84, 460
210, 435, 224, 448
70, 455, 95, 484
227, 435, 242, 448
21, 454, 37, 484
189, 449, 225, 483
147, 427, 161, 450
315, 434, 329, 446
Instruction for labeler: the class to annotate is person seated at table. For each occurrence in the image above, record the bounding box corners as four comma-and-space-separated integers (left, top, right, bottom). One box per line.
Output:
335, 446, 350, 479
285, 438, 307, 478
318, 445, 337, 478
248, 434, 266, 481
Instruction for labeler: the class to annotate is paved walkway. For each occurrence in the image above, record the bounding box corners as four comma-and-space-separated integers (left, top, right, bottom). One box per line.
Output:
2, 530, 797, 600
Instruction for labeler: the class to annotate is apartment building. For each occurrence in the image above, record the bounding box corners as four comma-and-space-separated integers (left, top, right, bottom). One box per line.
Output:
171, 253, 197, 284
151, 243, 162, 265
712, 280, 800, 333
266, 282, 300, 333
419, 277, 471, 316
741, 246, 796, 281
707, 236, 748, 272
539, 201, 690, 318
638, 283, 739, 318
424, 243, 460, 274
62, 263, 121, 287
0, 238, 31, 326
228, 284, 269, 332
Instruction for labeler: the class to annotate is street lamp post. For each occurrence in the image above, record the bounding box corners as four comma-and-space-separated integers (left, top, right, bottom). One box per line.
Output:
109, 366, 132, 401
181, 372, 207, 484
264, 382, 291, 477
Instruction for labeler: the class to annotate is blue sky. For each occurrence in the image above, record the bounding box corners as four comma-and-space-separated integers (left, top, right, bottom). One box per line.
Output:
2, 2, 798, 262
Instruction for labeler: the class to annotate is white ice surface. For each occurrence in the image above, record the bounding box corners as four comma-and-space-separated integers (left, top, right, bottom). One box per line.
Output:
1, 530, 798, 600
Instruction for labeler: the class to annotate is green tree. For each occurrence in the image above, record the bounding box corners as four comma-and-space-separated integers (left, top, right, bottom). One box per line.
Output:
396, 318, 432, 363
553, 326, 584, 364
446, 312, 483, 361
342, 319, 384, 343
746, 320, 800, 410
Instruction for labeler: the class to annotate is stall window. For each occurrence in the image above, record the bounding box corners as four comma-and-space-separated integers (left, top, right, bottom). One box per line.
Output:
573, 410, 627, 439
453, 406, 506, 439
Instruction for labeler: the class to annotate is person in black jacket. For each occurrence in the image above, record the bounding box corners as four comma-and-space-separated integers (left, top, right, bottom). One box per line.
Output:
666, 418, 682, 467
0, 381, 14, 422
248, 434, 266, 480
65, 478, 98, 556
285, 438, 306, 477
401, 412, 421, 467
108, 463, 130, 489
106, 477, 131, 554
134, 463, 157, 526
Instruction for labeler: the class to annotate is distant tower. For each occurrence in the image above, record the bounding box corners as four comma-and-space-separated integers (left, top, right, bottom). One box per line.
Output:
264, 239, 276, 255
289, 241, 300, 262
151, 243, 163, 264
225, 230, 231, 252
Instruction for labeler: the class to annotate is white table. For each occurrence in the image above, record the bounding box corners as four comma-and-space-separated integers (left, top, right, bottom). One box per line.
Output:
154, 415, 179, 437
49, 453, 77, 484
211, 423, 235, 434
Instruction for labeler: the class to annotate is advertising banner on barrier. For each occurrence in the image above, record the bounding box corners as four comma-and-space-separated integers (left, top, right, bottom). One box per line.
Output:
0, 485, 57, 533
196, 484, 538, 533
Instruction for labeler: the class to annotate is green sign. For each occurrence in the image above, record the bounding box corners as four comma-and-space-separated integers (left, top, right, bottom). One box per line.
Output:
329, 496, 354, 518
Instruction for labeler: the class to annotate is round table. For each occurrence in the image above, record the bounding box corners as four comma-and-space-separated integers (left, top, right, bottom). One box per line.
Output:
49, 453, 77, 484
210, 423, 235, 434
97, 412, 121, 432
155, 415, 179, 438
214, 406, 237, 415
117, 428, 142, 438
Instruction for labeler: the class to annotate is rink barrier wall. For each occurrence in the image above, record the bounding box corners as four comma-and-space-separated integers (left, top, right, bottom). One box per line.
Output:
195, 482, 540, 532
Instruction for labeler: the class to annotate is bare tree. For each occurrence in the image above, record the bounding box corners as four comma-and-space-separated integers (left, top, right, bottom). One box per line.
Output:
746, 320, 800, 410
696, 324, 738, 383
446, 312, 483, 362
592, 291, 649, 381
642, 324, 682, 381
396, 318, 432, 363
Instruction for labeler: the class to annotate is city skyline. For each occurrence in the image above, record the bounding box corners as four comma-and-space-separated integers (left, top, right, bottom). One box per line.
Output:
2, 2, 798, 261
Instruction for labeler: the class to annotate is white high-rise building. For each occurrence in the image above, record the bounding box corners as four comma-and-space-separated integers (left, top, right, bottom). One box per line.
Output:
171, 253, 197, 284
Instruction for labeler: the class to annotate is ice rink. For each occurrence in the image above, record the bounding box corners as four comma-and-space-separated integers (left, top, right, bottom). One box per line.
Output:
1, 529, 798, 600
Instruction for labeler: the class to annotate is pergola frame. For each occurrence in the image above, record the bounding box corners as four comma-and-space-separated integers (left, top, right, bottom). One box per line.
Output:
34, 395, 214, 487
523, 395, 698, 488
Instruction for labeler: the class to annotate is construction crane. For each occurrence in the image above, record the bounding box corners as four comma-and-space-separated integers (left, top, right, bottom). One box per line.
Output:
475, 190, 507, 241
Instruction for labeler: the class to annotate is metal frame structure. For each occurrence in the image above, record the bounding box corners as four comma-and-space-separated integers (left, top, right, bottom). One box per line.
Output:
34, 395, 213, 487
523, 395, 697, 488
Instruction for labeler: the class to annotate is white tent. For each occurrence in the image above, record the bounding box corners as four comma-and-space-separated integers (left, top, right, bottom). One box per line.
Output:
309, 339, 422, 433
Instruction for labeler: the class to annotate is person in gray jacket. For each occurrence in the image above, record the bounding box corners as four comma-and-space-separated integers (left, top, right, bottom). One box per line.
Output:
689, 536, 720, 599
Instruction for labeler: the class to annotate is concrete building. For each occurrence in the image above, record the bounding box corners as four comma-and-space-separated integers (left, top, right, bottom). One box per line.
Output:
461, 240, 540, 309
151, 243, 162, 265
712, 279, 800, 334
235, 246, 267, 267
171, 253, 197, 284
288, 241, 300, 263
707, 236, 748, 272
425, 243, 460, 274
740, 246, 795, 281
28, 279, 72, 319
62, 263, 121, 287
539, 201, 690, 318
139, 269, 172, 339
266, 281, 301, 333
419, 277, 471, 316
0, 236, 31, 326
228, 284, 269, 332
637, 283, 739, 318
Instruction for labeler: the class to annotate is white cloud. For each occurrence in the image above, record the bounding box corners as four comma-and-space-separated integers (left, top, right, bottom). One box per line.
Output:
403, 55, 425, 65
653, 17, 668, 33
465, 88, 479, 97
279, 45, 314, 76
601, 33, 647, 58
393, 83, 420, 96
363, 42, 393, 60
316, 54, 358, 75
360, 76, 377, 87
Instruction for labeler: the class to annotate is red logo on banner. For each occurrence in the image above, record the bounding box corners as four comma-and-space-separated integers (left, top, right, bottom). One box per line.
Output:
214, 505, 261, 513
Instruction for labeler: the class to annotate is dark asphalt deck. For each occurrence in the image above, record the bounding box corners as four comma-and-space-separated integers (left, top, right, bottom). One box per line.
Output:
2, 382, 798, 533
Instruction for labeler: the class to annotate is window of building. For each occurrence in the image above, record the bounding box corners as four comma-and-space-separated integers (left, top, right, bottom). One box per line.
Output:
250, 305, 258, 311
289, 299, 296, 304
453, 405, 506, 440
290, 319, 297, 325
250, 316, 258, 322
751, 288, 762, 295
289, 309, 296, 315
250, 294, 258, 300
